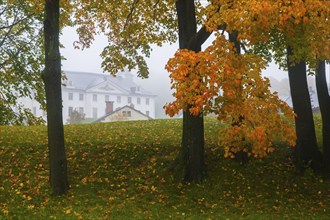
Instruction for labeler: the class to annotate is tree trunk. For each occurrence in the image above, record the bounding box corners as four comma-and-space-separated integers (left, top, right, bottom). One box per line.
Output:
315, 61, 330, 178
228, 32, 249, 163
181, 110, 205, 182
43, 0, 69, 195
287, 48, 322, 172
173, 0, 205, 183
229, 32, 241, 54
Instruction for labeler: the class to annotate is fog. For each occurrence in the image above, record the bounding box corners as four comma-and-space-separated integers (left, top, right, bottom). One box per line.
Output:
60, 27, 329, 118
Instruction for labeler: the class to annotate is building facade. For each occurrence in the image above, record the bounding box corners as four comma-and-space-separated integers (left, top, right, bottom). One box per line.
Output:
21, 71, 156, 123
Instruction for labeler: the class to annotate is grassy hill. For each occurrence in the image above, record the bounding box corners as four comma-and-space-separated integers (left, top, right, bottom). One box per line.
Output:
0, 117, 329, 219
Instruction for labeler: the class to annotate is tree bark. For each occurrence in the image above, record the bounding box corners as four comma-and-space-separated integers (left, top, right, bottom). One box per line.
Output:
315, 61, 330, 178
287, 47, 322, 172
228, 32, 249, 163
173, 0, 206, 183
43, 0, 69, 195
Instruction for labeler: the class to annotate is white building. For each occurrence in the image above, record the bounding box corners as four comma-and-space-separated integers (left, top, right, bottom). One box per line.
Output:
21, 71, 156, 123
93, 105, 153, 123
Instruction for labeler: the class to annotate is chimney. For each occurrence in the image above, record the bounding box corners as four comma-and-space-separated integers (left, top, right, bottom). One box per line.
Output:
105, 101, 114, 114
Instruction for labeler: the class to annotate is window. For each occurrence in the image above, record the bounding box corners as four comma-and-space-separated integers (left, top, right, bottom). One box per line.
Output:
146, 111, 149, 116
68, 107, 73, 116
79, 107, 84, 114
79, 93, 84, 101
93, 94, 97, 102
123, 111, 131, 117
146, 98, 149, 105
68, 93, 73, 100
93, 108, 98, 118
105, 95, 109, 102
137, 97, 141, 105
117, 96, 121, 103
128, 97, 132, 104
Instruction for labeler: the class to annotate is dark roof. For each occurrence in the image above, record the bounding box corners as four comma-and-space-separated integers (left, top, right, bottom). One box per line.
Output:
63, 71, 155, 96
92, 105, 153, 123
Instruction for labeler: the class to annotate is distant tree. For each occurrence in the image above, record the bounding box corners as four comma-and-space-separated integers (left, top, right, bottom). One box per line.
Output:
67, 109, 85, 124
43, 0, 69, 195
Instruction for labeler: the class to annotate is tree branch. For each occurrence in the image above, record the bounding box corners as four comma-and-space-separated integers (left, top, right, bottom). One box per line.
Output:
123, 0, 140, 31
0, 16, 28, 31
188, 24, 226, 50
152, 0, 161, 21
153, 0, 161, 9
240, 42, 248, 53
0, 5, 8, 16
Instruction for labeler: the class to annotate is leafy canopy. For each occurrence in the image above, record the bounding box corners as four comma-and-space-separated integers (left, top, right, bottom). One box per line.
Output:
166, 0, 329, 158
205, 0, 330, 68
71, 0, 300, 158
165, 34, 296, 158
0, 0, 75, 125
0, 0, 45, 125
72, 0, 178, 78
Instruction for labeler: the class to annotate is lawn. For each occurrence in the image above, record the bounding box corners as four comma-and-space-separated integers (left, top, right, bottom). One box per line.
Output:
0, 117, 329, 219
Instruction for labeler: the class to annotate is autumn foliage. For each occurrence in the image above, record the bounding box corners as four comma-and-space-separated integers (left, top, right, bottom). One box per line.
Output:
205, 0, 330, 67
165, 34, 296, 158
165, 0, 330, 158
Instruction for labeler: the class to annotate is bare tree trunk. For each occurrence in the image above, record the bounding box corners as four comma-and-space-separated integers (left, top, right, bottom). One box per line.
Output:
287, 47, 322, 173
315, 61, 330, 178
43, 0, 69, 195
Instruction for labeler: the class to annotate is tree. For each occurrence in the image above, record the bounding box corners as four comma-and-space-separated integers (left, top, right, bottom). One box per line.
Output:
0, 0, 72, 194
203, 0, 329, 172
43, 0, 69, 195
173, 0, 205, 182
72, 0, 329, 177
0, 0, 45, 125
165, 34, 296, 160
316, 61, 330, 178
72, 0, 177, 77
287, 49, 322, 172
72, 0, 212, 183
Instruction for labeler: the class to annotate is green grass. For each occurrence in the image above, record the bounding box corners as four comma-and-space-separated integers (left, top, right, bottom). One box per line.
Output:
0, 117, 330, 219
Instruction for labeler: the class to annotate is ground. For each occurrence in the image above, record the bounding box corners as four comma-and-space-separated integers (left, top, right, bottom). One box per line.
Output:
0, 117, 329, 219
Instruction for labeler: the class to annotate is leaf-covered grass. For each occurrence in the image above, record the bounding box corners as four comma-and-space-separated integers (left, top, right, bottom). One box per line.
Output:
0, 117, 330, 219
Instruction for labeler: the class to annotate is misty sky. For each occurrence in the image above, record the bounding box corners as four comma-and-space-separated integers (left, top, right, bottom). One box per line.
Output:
60, 27, 329, 117
60, 27, 289, 93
